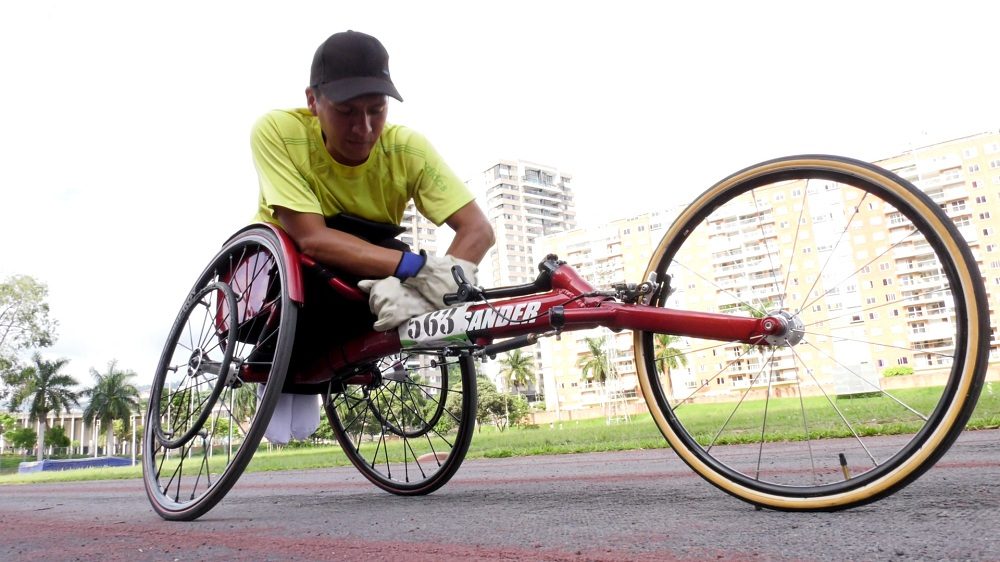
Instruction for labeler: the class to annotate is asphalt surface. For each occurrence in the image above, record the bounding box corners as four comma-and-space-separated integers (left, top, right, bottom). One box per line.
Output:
1, 430, 998, 561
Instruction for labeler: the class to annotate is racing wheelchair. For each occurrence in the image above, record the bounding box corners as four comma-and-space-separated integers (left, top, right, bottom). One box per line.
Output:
143, 155, 989, 520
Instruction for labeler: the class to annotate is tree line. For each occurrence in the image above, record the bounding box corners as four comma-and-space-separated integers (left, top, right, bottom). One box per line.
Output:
1, 275, 140, 462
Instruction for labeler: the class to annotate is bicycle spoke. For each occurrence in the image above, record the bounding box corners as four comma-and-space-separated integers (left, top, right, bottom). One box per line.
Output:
788, 345, 879, 467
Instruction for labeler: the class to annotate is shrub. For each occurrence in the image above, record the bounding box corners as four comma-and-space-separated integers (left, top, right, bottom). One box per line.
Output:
882, 366, 915, 378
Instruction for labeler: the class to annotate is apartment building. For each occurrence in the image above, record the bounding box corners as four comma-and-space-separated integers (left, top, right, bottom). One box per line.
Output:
474, 160, 577, 399
399, 201, 440, 255
479, 160, 577, 287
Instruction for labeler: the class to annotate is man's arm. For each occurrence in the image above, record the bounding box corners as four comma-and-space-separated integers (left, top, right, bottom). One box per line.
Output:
443, 201, 495, 264
274, 207, 403, 277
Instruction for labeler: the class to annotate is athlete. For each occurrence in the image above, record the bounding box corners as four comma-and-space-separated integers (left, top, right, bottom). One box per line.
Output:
250, 30, 494, 443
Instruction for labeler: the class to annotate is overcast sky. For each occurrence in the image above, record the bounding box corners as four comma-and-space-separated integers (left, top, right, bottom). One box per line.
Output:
2, 1, 998, 388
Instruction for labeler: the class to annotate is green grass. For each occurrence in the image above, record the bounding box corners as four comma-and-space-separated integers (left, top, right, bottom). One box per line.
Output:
2, 381, 997, 485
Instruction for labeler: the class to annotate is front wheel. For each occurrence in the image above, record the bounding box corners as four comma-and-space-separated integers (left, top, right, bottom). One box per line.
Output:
324, 350, 477, 495
635, 155, 989, 510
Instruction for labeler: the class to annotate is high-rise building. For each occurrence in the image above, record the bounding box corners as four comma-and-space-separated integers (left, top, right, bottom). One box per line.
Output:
400, 201, 440, 255
479, 160, 577, 287
473, 159, 576, 400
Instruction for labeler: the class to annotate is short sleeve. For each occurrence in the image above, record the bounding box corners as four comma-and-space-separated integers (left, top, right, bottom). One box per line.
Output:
408, 134, 475, 225
251, 113, 323, 219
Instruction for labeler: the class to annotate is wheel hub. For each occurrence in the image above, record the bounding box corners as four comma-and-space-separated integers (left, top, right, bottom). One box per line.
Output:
187, 349, 206, 375
762, 310, 805, 347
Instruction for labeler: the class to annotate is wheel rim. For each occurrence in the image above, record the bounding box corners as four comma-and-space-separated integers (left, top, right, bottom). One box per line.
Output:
143, 232, 295, 518
635, 156, 986, 506
325, 351, 474, 494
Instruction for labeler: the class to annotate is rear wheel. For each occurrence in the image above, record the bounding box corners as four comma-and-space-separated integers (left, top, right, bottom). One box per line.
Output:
324, 350, 476, 495
635, 155, 989, 510
143, 227, 297, 521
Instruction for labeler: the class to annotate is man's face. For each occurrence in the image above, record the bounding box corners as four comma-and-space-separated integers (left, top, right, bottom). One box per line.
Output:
308, 91, 388, 166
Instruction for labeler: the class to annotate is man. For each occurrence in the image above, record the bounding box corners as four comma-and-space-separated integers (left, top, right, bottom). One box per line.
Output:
250, 30, 494, 443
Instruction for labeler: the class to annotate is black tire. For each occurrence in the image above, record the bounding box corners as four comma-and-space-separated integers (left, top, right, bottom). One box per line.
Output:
143, 226, 298, 521
634, 155, 989, 510
324, 350, 477, 495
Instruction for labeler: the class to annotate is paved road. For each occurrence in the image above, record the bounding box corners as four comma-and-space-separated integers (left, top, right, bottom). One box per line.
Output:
1, 430, 998, 561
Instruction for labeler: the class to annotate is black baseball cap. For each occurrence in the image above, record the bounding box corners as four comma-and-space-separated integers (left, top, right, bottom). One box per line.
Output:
310, 30, 403, 103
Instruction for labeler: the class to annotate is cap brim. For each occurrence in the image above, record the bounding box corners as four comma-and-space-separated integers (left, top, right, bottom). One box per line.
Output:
316, 77, 403, 103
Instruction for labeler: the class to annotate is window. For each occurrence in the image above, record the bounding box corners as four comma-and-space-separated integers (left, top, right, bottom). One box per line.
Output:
969, 164, 981, 173
869, 312, 879, 320
963, 148, 978, 158
981, 212, 992, 220
897, 357, 909, 365
882, 278, 893, 286
992, 159, 1000, 169
880, 262, 891, 271
886, 293, 896, 302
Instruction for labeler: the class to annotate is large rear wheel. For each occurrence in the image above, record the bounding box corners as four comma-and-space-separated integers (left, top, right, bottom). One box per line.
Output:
635, 155, 989, 510
143, 227, 297, 521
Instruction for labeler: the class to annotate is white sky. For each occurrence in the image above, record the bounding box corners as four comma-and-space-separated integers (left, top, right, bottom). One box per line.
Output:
1, 1, 998, 388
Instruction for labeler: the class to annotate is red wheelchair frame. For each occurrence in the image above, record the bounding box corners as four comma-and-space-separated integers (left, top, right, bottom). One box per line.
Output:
143, 155, 989, 521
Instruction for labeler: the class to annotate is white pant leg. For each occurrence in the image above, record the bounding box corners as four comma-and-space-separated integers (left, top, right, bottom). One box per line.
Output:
261, 388, 293, 445
289, 394, 321, 440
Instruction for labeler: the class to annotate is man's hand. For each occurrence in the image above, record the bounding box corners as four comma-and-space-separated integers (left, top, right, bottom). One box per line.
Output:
405, 255, 478, 307
358, 277, 436, 331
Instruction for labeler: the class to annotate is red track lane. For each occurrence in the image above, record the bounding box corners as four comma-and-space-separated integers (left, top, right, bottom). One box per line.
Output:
2, 430, 998, 561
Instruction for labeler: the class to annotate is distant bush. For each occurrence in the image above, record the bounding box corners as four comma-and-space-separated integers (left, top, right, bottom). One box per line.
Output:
882, 366, 915, 378
45, 426, 70, 448
6, 427, 36, 450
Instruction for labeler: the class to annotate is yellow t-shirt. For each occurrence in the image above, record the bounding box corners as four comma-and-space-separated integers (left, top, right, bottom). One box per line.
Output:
251, 109, 473, 226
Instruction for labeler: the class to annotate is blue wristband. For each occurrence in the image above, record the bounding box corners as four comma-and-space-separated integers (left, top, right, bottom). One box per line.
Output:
394, 251, 426, 280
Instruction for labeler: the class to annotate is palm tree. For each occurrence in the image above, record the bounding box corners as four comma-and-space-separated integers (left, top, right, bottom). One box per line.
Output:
498, 349, 535, 396
82, 360, 140, 456
8, 353, 80, 461
653, 333, 688, 402
576, 336, 610, 388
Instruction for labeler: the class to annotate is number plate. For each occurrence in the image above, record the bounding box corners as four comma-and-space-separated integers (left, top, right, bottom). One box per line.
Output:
398, 304, 474, 348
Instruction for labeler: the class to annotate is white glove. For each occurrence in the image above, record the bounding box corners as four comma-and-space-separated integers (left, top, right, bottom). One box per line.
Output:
405, 255, 478, 307
358, 276, 436, 331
